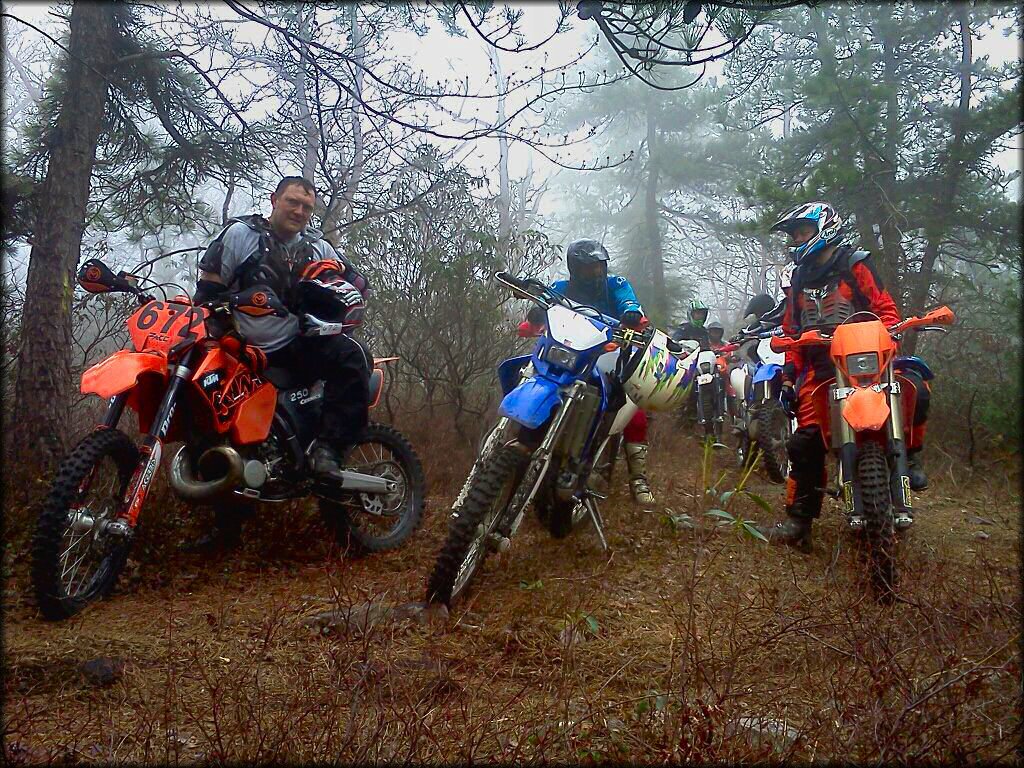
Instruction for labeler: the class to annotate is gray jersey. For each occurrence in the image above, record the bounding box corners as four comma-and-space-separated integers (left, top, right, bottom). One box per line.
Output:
203, 222, 342, 352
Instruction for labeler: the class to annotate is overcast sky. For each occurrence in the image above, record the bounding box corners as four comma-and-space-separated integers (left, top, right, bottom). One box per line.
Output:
3, 1, 1020, 242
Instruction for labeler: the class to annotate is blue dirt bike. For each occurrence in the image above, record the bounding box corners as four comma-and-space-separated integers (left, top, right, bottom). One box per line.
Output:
426, 273, 686, 606
728, 322, 794, 483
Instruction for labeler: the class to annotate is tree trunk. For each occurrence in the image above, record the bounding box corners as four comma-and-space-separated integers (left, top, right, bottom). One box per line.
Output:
295, 6, 318, 182
904, 5, 973, 354
487, 46, 512, 260
643, 97, 666, 322
320, 4, 365, 246
10, 2, 117, 469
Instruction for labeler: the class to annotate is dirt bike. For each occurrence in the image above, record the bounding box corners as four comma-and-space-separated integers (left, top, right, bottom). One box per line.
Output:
32, 259, 425, 621
426, 272, 690, 606
728, 325, 794, 482
769, 306, 953, 598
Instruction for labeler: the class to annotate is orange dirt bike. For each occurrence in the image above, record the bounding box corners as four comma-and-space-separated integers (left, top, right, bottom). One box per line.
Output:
32, 259, 425, 620
770, 306, 954, 597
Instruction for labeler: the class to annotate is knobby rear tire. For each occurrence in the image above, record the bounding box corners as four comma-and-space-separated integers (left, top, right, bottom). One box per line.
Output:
32, 428, 139, 621
756, 400, 791, 484
426, 445, 529, 606
319, 423, 425, 556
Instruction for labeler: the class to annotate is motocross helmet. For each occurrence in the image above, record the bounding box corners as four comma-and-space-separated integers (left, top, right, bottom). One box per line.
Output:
743, 293, 777, 322
688, 298, 709, 327
296, 261, 365, 330
707, 321, 725, 345
566, 239, 609, 293
770, 201, 846, 265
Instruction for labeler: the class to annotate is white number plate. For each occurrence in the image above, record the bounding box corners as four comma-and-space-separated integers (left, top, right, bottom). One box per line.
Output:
697, 373, 714, 385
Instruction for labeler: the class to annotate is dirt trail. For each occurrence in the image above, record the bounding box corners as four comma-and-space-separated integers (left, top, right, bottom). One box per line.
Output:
4, 430, 1020, 764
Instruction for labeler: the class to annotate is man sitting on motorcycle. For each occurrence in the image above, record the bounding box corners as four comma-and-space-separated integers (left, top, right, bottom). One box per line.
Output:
759, 201, 931, 553
185, 176, 372, 552
525, 239, 656, 506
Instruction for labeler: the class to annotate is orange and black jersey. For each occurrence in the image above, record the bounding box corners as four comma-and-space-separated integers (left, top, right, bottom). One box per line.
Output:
782, 248, 901, 382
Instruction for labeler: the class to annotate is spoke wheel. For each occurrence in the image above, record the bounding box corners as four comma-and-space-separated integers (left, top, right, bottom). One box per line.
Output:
756, 400, 791, 483
426, 445, 529, 606
319, 423, 425, 555
32, 429, 138, 621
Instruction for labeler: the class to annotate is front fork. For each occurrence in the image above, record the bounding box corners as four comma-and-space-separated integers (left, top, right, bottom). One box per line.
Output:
116, 352, 196, 533
886, 370, 914, 517
832, 370, 863, 526
832, 368, 913, 527
501, 380, 586, 541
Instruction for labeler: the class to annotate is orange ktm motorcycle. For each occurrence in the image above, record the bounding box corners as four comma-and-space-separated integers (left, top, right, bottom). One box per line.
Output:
32, 259, 425, 621
770, 306, 954, 597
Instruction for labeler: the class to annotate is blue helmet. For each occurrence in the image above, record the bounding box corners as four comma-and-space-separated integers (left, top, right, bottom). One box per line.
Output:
770, 201, 846, 265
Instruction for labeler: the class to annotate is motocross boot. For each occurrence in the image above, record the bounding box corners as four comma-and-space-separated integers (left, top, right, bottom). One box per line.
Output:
757, 474, 822, 554
309, 441, 350, 480
759, 513, 813, 554
907, 448, 928, 491
624, 442, 656, 507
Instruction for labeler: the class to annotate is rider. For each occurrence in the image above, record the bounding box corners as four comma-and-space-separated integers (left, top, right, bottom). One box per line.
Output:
185, 176, 372, 552
670, 298, 712, 350
759, 201, 931, 553
707, 321, 726, 351
525, 239, 656, 506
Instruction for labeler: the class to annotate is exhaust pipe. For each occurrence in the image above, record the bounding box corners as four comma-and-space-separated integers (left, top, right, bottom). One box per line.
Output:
168, 445, 245, 501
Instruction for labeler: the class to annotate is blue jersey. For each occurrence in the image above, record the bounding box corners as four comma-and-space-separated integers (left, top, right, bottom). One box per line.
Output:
550, 275, 642, 321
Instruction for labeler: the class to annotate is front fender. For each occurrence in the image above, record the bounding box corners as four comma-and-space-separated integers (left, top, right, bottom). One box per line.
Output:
499, 376, 561, 429
497, 354, 533, 395
81, 349, 168, 399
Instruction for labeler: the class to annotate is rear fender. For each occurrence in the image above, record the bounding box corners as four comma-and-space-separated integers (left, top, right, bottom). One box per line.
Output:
499, 376, 561, 429
894, 356, 934, 381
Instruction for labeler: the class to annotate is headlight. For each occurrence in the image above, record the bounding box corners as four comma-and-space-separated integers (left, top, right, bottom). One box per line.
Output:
545, 345, 579, 369
846, 352, 879, 376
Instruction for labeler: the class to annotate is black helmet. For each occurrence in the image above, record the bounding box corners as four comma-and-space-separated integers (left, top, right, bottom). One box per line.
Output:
743, 293, 777, 321
566, 238, 608, 270
566, 239, 609, 291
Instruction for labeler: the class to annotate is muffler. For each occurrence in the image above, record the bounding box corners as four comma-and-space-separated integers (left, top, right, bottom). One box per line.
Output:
168, 445, 245, 501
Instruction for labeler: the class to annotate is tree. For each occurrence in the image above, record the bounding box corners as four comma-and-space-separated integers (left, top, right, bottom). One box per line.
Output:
7, 2, 119, 467
341, 148, 557, 444
719, 2, 1021, 347
6, 2, 261, 467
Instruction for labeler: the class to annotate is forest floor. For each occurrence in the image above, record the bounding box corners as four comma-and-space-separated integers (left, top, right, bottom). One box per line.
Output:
3, 421, 1020, 764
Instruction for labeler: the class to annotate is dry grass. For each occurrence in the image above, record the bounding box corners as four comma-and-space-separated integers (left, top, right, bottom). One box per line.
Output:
3, 417, 1020, 764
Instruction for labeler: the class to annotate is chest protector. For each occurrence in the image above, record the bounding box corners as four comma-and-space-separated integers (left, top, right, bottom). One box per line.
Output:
796, 249, 870, 330
222, 215, 322, 310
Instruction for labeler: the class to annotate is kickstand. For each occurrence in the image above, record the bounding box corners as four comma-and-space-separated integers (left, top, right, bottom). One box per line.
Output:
584, 494, 608, 551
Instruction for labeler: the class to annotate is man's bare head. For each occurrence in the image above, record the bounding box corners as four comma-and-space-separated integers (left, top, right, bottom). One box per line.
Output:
269, 176, 316, 239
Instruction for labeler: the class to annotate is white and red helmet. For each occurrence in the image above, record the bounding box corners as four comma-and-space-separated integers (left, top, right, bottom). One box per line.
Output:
770, 201, 846, 265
